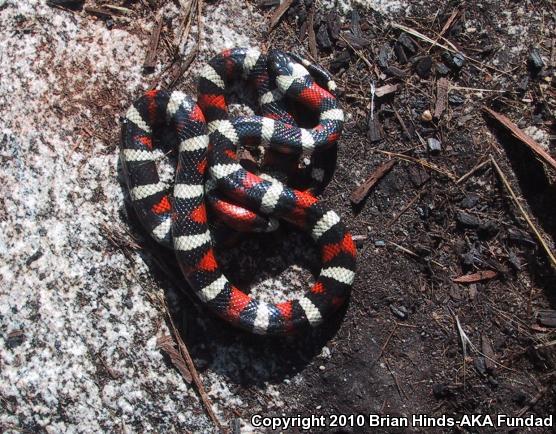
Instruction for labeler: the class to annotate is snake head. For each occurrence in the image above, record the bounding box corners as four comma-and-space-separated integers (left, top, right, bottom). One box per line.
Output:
268, 50, 311, 94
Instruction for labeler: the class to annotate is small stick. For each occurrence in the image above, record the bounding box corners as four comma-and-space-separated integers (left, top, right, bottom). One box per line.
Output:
384, 357, 409, 400
164, 302, 224, 431
433, 78, 449, 119
428, 8, 459, 53
377, 150, 457, 181
269, 0, 294, 31
456, 159, 489, 184
387, 188, 426, 228
350, 160, 396, 204
307, 3, 317, 59
144, 14, 164, 71
387, 240, 447, 269
490, 155, 556, 268
392, 106, 412, 139
370, 323, 398, 368
339, 34, 373, 72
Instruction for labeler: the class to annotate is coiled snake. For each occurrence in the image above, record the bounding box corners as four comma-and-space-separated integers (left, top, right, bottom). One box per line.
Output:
120, 48, 356, 335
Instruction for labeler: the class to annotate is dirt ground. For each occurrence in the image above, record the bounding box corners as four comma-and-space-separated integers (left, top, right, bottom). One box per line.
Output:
2, 0, 556, 432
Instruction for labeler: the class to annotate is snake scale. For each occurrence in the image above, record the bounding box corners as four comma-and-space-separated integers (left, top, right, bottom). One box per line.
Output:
120, 48, 356, 335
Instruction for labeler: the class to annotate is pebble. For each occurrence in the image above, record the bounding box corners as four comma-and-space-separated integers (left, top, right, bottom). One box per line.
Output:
528, 47, 544, 72
432, 383, 452, 399
427, 137, 441, 153
390, 304, 408, 320
436, 62, 450, 76
421, 110, 433, 122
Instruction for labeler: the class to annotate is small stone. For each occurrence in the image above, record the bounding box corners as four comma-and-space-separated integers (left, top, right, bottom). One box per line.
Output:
6, 330, 26, 349
427, 137, 441, 153
432, 383, 453, 399
508, 250, 521, 271
507, 228, 536, 248
448, 93, 465, 106
518, 76, 529, 92
478, 220, 499, 237
442, 51, 465, 70
384, 66, 406, 78
106, 18, 114, 30
327, 12, 341, 40
390, 304, 408, 320
319, 365, 326, 371
436, 62, 450, 76
421, 110, 433, 122
452, 52, 465, 69
415, 56, 433, 78
377, 43, 392, 69
528, 48, 544, 73
342, 32, 370, 50
26, 249, 43, 266
474, 356, 487, 375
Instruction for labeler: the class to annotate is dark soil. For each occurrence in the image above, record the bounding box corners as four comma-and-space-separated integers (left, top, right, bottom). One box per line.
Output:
96, 0, 556, 431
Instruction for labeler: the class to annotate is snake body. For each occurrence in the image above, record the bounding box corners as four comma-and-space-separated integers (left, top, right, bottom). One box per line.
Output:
120, 48, 356, 335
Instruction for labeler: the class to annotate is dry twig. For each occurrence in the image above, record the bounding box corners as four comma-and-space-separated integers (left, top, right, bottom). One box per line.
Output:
144, 14, 164, 71
307, 3, 317, 59
163, 302, 223, 431
269, 0, 294, 31
378, 150, 457, 181
350, 160, 396, 205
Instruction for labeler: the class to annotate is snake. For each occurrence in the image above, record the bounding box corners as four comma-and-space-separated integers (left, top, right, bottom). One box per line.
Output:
120, 48, 356, 335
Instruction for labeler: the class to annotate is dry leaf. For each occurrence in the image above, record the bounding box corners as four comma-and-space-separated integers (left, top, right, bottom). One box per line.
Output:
452, 270, 497, 283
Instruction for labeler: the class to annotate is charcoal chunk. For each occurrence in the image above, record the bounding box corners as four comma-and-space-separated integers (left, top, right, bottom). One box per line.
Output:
327, 11, 341, 40
456, 210, 480, 228
397, 33, 417, 54
316, 24, 332, 49
415, 56, 433, 78
394, 42, 408, 64
330, 50, 351, 72
528, 47, 545, 73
